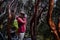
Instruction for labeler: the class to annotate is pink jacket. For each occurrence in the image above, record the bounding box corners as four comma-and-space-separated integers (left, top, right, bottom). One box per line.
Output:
16, 17, 27, 33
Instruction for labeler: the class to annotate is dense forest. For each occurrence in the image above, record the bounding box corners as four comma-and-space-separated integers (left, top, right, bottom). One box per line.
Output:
0, 0, 60, 40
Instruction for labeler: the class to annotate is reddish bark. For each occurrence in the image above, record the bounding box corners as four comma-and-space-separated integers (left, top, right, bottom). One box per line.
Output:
48, 0, 60, 40
58, 17, 60, 33
30, 0, 40, 40
58, 17, 60, 38
7, 3, 12, 40
7, 0, 17, 40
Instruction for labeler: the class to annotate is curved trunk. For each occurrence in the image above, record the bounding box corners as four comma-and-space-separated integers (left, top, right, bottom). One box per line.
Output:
48, 0, 60, 40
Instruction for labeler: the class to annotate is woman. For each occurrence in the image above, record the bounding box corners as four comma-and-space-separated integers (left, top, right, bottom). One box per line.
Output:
16, 11, 27, 40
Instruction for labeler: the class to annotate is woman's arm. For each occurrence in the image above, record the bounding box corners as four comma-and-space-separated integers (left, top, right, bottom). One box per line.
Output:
16, 17, 26, 24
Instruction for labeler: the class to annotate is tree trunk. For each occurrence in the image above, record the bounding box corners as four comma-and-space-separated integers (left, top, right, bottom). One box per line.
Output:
7, 18, 11, 40
30, 0, 40, 40
48, 0, 60, 40
58, 17, 60, 37
7, 0, 15, 40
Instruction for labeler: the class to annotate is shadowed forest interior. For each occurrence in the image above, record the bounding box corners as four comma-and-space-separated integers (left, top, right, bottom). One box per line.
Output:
0, 0, 60, 40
